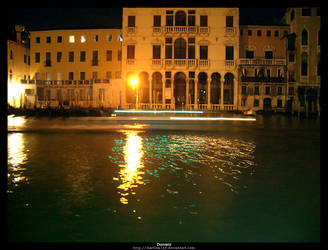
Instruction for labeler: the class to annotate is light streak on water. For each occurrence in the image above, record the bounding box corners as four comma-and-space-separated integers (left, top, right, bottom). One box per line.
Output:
169, 117, 256, 121
114, 110, 204, 114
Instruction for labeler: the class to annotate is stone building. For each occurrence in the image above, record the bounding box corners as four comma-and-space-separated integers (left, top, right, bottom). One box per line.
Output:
238, 25, 289, 112
7, 25, 32, 108
121, 8, 240, 111
28, 27, 123, 108
284, 7, 321, 116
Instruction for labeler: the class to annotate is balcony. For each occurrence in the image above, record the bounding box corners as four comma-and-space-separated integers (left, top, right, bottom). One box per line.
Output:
152, 26, 162, 34
164, 26, 199, 35
199, 59, 209, 68
152, 59, 162, 68
241, 76, 286, 83
163, 59, 198, 69
225, 27, 235, 36
199, 26, 209, 35
127, 26, 136, 34
127, 59, 135, 65
225, 60, 235, 70
239, 58, 286, 66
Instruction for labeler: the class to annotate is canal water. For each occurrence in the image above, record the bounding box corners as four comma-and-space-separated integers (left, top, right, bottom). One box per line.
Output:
7, 114, 320, 242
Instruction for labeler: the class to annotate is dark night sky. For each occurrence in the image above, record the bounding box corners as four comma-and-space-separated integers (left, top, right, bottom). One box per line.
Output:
7, 8, 287, 31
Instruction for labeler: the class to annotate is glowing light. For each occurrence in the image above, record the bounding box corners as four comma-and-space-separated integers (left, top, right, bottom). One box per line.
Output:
7, 81, 25, 107
69, 35, 75, 43
169, 117, 256, 121
80, 35, 86, 43
116, 131, 145, 205
8, 116, 26, 128
130, 77, 138, 86
114, 110, 203, 114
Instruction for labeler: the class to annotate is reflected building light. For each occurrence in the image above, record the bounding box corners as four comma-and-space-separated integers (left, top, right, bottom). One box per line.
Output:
7, 133, 27, 185
8, 116, 26, 128
116, 131, 145, 204
114, 110, 203, 114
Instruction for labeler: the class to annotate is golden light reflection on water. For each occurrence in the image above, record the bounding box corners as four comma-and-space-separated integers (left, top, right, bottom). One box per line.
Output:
116, 130, 145, 204
8, 133, 28, 185
8, 116, 26, 128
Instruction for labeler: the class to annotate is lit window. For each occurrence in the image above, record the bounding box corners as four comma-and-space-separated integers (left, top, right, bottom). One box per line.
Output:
80, 36, 86, 43
107, 34, 112, 42
118, 34, 123, 42
93, 35, 98, 42
69, 35, 75, 43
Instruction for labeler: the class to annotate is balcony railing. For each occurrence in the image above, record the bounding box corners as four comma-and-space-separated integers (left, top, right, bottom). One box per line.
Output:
199, 26, 209, 34
152, 27, 162, 33
164, 26, 204, 34
241, 76, 287, 83
127, 26, 136, 33
163, 59, 199, 68
239, 58, 286, 66
199, 59, 209, 68
127, 59, 135, 65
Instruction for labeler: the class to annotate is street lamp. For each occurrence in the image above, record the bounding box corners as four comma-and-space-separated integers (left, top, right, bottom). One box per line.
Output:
129, 76, 139, 109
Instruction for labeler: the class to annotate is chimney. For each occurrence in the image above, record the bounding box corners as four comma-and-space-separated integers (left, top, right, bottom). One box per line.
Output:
15, 25, 25, 44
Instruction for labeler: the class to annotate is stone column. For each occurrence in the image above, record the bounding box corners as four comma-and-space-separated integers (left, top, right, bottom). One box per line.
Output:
220, 79, 224, 110
186, 78, 189, 110
207, 79, 211, 110
194, 79, 198, 109
171, 78, 174, 110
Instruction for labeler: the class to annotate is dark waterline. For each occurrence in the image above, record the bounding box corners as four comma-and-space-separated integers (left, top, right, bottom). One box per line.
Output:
7, 115, 320, 242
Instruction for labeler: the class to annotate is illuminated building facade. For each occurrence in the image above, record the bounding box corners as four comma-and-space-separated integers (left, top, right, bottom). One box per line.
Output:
238, 25, 289, 112
28, 28, 123, 108
284, 8, 321, 116
7, 25, 32, 108
121, 8, 240, 110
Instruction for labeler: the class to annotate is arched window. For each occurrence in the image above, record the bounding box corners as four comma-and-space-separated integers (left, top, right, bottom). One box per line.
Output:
301, 29, 308, 45
174, 38, 186, 59
175, 11, 186, 26
301, 52, 308, 76
290, 10, 295, 21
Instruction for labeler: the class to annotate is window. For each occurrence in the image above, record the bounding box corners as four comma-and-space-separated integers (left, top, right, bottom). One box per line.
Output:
69, 35, 75, 43
127, 45, 135, 59
248, 30, 252, 36
188, 13, 195, 26
254, 86, 259, 95
36, 37, 40, 43
225, 46, 234, 60
277, 87, 282, 95
166, 37, 172, 44
80, 72, 85, 80
266, 30, 271, 37
188, 45, 195, 59
10, 50, 13, 60
92, 51, 98, 65
257, 30, 262, 36
80, 51, 86, 62
93, 35, 98, 42
57, 36, 62, 43
265, 51, 273, 59
254, 99, 259, 107
166, 14, 173, 26
301, 29, 308, 45
35, 52, 40, 63
226, 16, 233, 27
45, 52, 51, 66
106, 34, 112, 42
128, 16, 136, 27
241, 98, 246, 106
68, 72, 74, 80
287, 35, 296, 50
301, 53, 308, 76
80, 36, 86, 43
175, 11, 186, 26
174, 38, 187, 59
288, 87, 294, 95
267, 69, 270, 78
165, 79, 171, 88
289, 53, 295, 62
265, 86, 270, 95
200, 15, 208, 27
165, 45, 172, 59
69, 51, 74, 62
246, 50, 254, 59
57, 52, 62, 62
290, 10, 295, 21
189, 71, 195, 78
241, 86, 247, 94
302, 8, 311, 16
24, 54, 27, 63
274, 30, 279, 37
200, 46, 208, 59
106, 50, 112, 61
277, 99, 282, 107
118, 50, 122, 61
153, 15, 161, 27
92, 72, 98, 79
118, 34, 123, 42
165, 71, 171, 78
153, 45, 161, 59
106, 71, 112, 79
115, 71, 121, 79
46, 36, 51, 43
